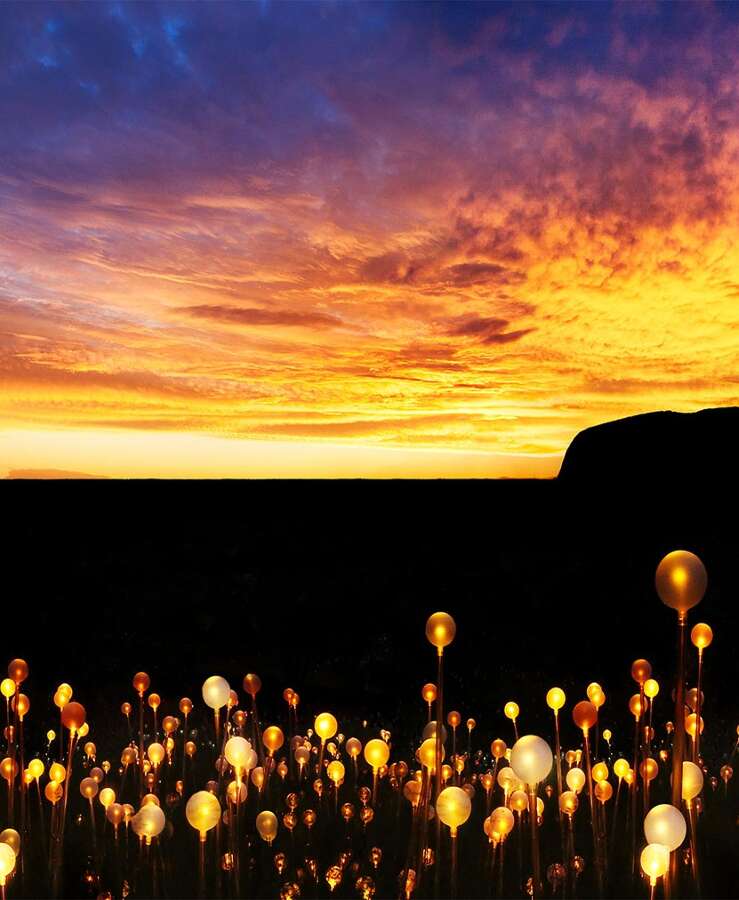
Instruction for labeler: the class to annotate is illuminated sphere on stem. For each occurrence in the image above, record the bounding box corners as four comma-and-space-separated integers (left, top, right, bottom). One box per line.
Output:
133, 672, 150, 696
559, 791, 578, 816
147, 744, 165, 767
691, 623, 713, 649
0, 843, 15, 884
631, 659, 652, 685
202, 676, 230, 710
0, 830, 20, 857
436, 786, 471, 832
422, 720, 447, 743
566, 768, 586, 794
346, 738, 362, 759
263, 726, 284, 755
419, 738, 441, 771
0, 681, 14, 700
504, 702, 519, 721
327, 761, 345, 786
572, 700, 597, 732
61, 701, 86, 732
256, 810, 278, 844
655, 550, 707, 614
364, 739, 390, 771
644, 679, 660, 699
425, 612, 456, 651
640, 844, 670, 885
225, 737, 252, 770
490, 806, 514, 838
8, 660, 28, 684
243, 673, 262, 697
186, 791, 220, 838
644, 804, 686, 852
314, 713, 338, 742
682, 761, 704, 801
133, 805, 165, 841
510, 735, 552, 785
595, 781, 612, 803
422, 684, 437, 704
546, 688, 565, 711
80, 777, 98, 800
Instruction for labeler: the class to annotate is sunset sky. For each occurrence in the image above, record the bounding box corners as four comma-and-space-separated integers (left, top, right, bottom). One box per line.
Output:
2, 2, 738, 477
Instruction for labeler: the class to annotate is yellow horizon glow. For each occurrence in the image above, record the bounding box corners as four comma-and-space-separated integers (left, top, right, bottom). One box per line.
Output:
0, 428, 561, 479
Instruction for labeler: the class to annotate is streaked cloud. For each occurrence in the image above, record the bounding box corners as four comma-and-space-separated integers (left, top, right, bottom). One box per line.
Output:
1, 1, 738, 476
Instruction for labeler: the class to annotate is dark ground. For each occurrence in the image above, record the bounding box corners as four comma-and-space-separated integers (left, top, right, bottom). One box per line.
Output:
3, 478, 739, 896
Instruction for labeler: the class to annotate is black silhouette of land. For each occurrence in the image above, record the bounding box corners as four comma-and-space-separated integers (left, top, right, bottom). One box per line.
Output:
3, 406, 739, 896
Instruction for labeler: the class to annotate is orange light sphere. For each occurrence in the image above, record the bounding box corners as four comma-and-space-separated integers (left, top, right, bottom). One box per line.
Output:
691, 623, 713, 650
162, 716, 177, 735
572, 701, 597, 732
631, 659, 652, 685
592, 762, 608, 783
613, 758, 629, 780
655, 550, 707, 615
1, 759, 18, 785
243, 674, 262, 697
425, 612, 456, 652
644, 679, 660, 699
447, 711, 461, 728
99, 787, 116, 808
364, 738, 390, 771
559, 790, 579, 816
133, 672, 150, 696
628, 694, 644, 719
121, 702, 131, 716
61, 701, 86, 732
147, 693, 160, 711
314, 713, 338, 742
504, 702, 519, 721
49, 763, 66, 783
12, 694, 29, 720
491, 739, 507, 760
546, 688, 566, 711
45, 781, 63, 804
640, 758, 659, 782
467, 718, 476, 732
179, 697, 193, 716
422, 683, 437, 704
8, 660, 28, 685
595, 780, 612, 803
263, 726, 285, 755
346, 737, 362, 759
684, 714, 704, 737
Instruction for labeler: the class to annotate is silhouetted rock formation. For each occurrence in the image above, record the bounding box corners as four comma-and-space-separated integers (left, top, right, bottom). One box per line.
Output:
558, 407, 739, 487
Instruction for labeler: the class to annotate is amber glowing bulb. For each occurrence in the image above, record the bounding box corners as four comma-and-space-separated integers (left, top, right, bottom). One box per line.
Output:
425, 612, 456, 655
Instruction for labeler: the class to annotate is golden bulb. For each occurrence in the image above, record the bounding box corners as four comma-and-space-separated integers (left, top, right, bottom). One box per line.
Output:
346, 737, 362, 759
613, 758, 629, 780
572, 700, 597, 732
327, 761, 345, 786
263, 726, 284, 755
447, 711, 461, 728
425, 612, 456, 652
0, 680, 15, 700
559, 790, 578, 816
422, 683, 437, 704
132, 672, 150, 696
7, 660, 28, 685
61, 701, 86, 732
504, 702, 519, 721
639, 758, 658, 782
28, 758, 44, 781
202, 676, 230, 710
644, 679, 659, 699
147, 693, 160, 711
243, 673, 262, 697
314, 713, 338, 742
0, 842, 15, 885
641, 844, 669, 886
592, 762, 608, 783
99, 787, 116, 809
49, 762, 66, 783
419, 738, 440, 771
546, 688, 566, 712
509, 789, 528, 813
147, 743, 165, 767
655, 550, 707, 615
0, 829, 20, 858
436, 786, 471, 834
256, 810, 278, 844
186, 790, 220, 839
691, 622, 713, 650
364, 739, 390, 771
631, 659, 652, 685
491, 739, 507, 760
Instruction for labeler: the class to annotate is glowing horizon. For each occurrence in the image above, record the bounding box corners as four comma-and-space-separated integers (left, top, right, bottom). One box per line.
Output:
2, 3, 738, 477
